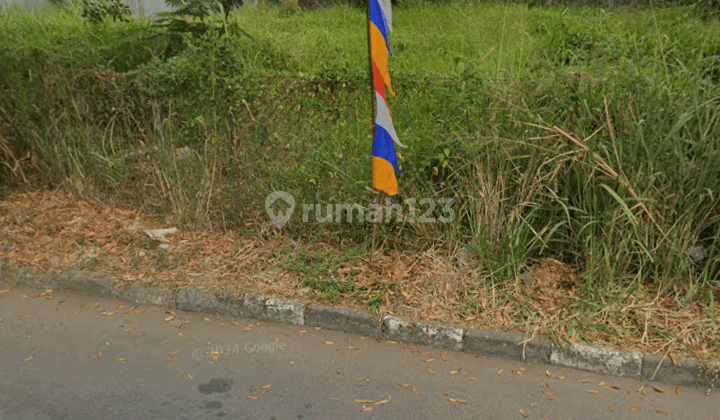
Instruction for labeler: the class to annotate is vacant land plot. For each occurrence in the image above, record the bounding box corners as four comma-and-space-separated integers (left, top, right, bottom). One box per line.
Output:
1, 1, 719, 365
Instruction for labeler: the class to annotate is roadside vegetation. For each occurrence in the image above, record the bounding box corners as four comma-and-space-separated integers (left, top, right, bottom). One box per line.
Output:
1, 0, 719, 364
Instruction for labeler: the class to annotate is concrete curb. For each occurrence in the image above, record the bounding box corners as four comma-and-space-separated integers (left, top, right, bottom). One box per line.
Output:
306, 305, 381, 338
382, 316, 464, 351
550, 341, 643, 377
0, 262, 716, 390
464, 329, 552, 364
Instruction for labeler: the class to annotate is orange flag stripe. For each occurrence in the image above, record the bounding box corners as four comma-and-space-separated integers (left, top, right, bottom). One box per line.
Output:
372, 156, 398, 196
369, 22, 394, 96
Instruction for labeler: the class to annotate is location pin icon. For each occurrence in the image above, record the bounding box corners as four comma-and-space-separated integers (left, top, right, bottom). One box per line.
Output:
265, 191, 295, 229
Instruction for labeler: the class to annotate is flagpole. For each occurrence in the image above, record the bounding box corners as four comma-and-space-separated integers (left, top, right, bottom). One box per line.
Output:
366, 0, 376, 127
366, 0, 381, 260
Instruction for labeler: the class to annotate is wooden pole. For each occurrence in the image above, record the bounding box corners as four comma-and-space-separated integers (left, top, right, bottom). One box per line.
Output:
366, 0, 380, 260
371, 191, 381, 260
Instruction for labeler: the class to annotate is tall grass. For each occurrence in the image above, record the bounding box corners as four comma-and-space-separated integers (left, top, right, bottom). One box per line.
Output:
1, 1, 719, 302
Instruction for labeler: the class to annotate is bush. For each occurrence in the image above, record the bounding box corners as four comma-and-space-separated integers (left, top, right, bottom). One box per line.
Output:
80, 0, 131, 24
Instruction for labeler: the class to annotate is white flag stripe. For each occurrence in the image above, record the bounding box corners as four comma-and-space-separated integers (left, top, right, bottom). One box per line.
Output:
375, 92, 407, 148
378, 0, 392, 32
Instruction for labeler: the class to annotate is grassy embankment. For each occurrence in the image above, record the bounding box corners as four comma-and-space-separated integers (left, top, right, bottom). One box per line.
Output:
1, 0, 719, 361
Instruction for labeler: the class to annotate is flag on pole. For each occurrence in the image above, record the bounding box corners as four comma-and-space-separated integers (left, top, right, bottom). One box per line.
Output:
368, 0, 405, 197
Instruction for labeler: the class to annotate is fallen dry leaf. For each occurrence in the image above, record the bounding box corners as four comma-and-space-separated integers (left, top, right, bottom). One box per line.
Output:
440, 350, 449, 362
202, 317, 210, 322
179, 368, 184, 378
475, 354, 487, 360
468, 377, 477, 381
419, 351, 432, 357
220, 322, 231, 327
398, 383, 412, 388
163, 314, 176, 322
545, 370, 552, 378
427, 369, 435, 375
519, 408, 528, 418
545, 393, 557, 401
496, 369, 504, 375
361, 406, 375, 412
557, 376, 565, 380
353, 399, 374, 404
186, 373, 193, 383
512, 370, 522, 376
630, 407, 639, 412
243, 324, 254, 332
598, 381, 605, 387
541, 381, 550, 388
323, 341, 335, 346
246, 396, 259, 401
337, 346, 345, 355
655, 409, 669, 416
375, 399, 390, 405
449, 369, 461, 375
348, 345, 360, 351
675, 386, 681, 395
638, 385, 648, 396
299, 330, 306, 337
166, 350, 180, 363
314, 326, 322, 330
124, 327, 136, 333
412, 388, 420, 396
606, 405, 614, 413
92, 353, 103, 360
585, 390, 598, 395
442, 394, 467, 404
423, 358, 434, 363
579, 379, 590, 383
261, 384, 272, 390
289, 359, 294, 365
651, 386, 665, 393
24, 355, 34, 362
385, 341, 398, 345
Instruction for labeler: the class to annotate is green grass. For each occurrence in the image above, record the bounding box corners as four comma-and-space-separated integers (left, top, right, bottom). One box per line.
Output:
1, 0, 719, 308
278, 241, 367, 302
236, 1, 530, 76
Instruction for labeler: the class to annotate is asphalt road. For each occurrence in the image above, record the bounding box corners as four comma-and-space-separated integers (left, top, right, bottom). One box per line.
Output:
0, 287, 718, 420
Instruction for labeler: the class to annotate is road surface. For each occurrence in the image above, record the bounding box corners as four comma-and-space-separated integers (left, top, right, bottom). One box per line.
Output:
0, 287, 717, 420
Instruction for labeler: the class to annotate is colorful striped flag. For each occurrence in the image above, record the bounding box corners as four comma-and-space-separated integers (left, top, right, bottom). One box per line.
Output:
368, 0, 405, 197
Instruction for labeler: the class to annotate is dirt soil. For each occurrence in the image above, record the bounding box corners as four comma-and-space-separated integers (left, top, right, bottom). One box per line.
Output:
1, 190, 718, 367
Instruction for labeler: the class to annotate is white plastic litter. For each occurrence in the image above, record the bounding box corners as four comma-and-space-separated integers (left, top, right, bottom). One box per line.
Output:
144, 228, 178, 244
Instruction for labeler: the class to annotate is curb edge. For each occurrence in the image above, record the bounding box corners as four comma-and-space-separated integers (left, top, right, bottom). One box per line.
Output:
0, 263, 715, 390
